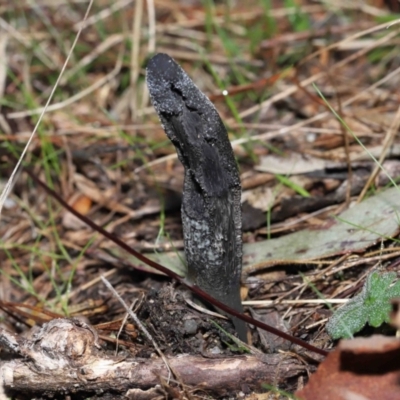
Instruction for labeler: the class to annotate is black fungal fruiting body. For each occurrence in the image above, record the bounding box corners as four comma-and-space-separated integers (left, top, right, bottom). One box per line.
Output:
146, 53, 247, 341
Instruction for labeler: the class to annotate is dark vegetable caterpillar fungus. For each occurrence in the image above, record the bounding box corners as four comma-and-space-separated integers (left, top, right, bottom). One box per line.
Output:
146, 53, 247, 341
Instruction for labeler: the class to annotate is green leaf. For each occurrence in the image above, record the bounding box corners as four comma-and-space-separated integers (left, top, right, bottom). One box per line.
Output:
326, 293, 368, 340
326, 271, 400, 339
388, 280, 400, 298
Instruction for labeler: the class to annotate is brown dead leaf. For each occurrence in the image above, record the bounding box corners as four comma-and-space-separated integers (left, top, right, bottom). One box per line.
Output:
296, 335, 400, 400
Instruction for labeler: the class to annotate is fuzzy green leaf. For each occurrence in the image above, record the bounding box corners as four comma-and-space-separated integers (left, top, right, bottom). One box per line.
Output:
326, 271, 400, 339
326, 292, 368, 340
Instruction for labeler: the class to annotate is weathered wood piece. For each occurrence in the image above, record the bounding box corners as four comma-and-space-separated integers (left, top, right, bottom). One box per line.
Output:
146, 53, 247, 340
0, 319, 303, 396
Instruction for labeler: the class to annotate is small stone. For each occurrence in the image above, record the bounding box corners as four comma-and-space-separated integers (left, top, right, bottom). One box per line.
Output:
183, 319, 198, 335
209, 346, 221, 355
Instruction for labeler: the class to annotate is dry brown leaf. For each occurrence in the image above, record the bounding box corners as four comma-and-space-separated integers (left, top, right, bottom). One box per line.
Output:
296, 335, 400, 400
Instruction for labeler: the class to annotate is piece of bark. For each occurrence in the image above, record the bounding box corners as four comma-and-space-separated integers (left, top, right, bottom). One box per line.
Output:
146, 53, 247, 341
0, 319, 304, 397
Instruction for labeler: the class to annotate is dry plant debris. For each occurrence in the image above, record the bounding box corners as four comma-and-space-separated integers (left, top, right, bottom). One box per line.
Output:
296, 335, 400, 400
1, 0, 400, 398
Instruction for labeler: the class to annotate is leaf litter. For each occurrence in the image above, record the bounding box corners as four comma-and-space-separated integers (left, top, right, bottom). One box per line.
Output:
1, 0, 400, 398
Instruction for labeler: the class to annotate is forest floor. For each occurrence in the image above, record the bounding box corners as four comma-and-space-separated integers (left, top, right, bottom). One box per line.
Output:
1, 1, 400, 399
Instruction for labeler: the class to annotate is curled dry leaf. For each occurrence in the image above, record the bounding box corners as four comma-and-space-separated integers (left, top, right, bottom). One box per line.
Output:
296, 335, 400, 400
